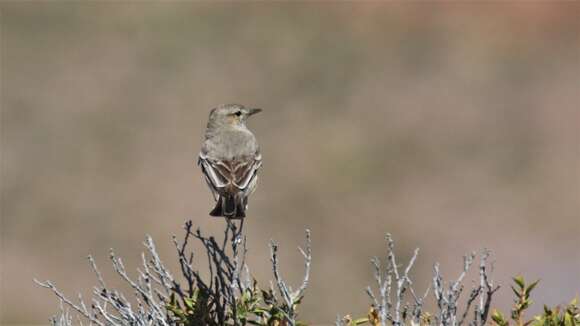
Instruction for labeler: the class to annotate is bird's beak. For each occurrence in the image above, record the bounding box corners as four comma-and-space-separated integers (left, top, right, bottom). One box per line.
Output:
248, 108, 262, 116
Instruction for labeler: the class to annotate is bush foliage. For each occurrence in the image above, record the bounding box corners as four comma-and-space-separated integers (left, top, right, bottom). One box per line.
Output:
491, 276, 579, 326
37, 221, 578, 326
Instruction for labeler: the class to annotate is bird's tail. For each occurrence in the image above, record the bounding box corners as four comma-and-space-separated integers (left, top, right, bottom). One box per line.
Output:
209, 195, 246, 219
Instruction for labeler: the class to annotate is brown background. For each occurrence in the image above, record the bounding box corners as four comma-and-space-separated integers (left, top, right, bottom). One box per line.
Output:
1, 3, 579, 325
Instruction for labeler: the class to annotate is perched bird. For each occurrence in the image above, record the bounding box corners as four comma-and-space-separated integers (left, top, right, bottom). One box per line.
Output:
198, 104, 262, 219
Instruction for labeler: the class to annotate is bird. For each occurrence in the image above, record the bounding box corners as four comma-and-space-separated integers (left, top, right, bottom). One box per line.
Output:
198, 104, 262, 219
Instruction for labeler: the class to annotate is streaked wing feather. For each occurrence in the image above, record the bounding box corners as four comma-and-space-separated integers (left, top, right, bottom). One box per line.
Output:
199, 154, 229, 189
233, 159, 261, 190
198, 152, 261, 192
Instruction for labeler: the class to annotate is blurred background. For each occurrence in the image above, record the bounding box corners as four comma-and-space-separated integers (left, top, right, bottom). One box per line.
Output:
1, 2, 579, 325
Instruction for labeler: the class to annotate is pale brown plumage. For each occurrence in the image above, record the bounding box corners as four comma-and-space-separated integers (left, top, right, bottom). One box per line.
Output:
198, 104, 262, 218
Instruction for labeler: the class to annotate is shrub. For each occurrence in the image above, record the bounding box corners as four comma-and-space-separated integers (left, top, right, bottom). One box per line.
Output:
37, 221, 577, 326
336, 234, 499, 326
491, 276, 579, 326
36, 220, 311, 326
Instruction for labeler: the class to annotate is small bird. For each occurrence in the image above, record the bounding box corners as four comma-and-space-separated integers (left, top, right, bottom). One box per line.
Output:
198, 104, 262, 219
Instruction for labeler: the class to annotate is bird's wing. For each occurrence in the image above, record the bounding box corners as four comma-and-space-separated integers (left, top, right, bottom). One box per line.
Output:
198, 152, 225, 203
198, 152, 261, 193
198, 152, 228, 189
232, 153, 262, 191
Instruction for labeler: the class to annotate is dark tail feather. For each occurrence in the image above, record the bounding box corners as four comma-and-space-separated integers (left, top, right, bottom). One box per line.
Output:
209, 195, 246, 219
235, 199, 246, 219
209, 196, 223, 217
223, 195, 236, 216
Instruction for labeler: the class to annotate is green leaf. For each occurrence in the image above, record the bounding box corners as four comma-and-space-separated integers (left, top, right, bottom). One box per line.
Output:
564, 312, 573, 326
525, 280, 540, 296
492, 310, 507, 326
514, 276, 526, 289
512, 285, 522, 298
262, 289, 276, 305
169, 292, 177, 306
544, 305, 552, 315
184, 297, 196, 310
293, 294, 304, 306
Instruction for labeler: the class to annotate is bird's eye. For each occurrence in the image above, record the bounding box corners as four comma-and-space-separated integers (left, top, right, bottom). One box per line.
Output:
234, 111, 242, 117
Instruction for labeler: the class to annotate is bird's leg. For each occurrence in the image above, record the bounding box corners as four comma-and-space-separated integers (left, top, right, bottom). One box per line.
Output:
238, 219, 245, 238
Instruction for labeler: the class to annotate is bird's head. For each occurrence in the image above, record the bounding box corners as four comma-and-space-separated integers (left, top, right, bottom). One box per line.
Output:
207, 104, 262, 129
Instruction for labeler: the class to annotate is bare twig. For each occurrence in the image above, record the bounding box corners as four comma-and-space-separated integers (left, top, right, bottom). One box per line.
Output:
360, 234, 498, 326
270, 229, 312, 326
